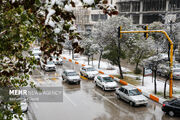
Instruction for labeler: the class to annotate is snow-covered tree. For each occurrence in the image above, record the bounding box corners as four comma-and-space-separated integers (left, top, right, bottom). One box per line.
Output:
93, 16, 135, 79
0, 0, 118, 119
127, 34, 156, 74
148, 22, 168, 54
81, 36, 99, 65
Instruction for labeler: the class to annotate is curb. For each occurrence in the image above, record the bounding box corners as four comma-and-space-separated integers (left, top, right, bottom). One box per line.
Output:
61, 56, 166, 104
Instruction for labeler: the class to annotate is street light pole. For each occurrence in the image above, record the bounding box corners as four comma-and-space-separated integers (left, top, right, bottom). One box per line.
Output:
120, 30, 174, 98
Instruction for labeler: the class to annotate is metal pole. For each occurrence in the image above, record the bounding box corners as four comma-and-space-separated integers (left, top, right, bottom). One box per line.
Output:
120, 30, 173, 98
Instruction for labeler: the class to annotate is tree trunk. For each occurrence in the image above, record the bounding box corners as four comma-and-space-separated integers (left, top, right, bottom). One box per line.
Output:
142, 67, 145, 86
69, 49, 71, 55
154, 70, 157, 94
135, 62, 139, 72
88, 56, 90, 65
72, 49, 74, 60
118, 61, 123, 79
98, 51, 102, 69
92, 54, 93, 66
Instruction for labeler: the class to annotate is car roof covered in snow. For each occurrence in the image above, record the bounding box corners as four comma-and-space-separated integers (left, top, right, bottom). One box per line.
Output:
97, 74, 111, 78
64, 69, 76, 73
82, 66, 95, 69
121, 85, 137, 90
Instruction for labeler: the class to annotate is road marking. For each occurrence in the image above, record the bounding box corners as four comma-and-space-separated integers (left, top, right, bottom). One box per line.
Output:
92, 89, 128, 113
64, 93, 77, 107
36, 78, 43, 83
50, 78, 58, 81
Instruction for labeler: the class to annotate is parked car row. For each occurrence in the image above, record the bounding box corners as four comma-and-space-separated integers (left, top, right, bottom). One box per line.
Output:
62, 66, 180, 117
157, 62, 180, 80
62, 66, 149, 107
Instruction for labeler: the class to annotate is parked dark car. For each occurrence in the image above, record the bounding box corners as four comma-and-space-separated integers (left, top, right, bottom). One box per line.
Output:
162, 98, 180, 117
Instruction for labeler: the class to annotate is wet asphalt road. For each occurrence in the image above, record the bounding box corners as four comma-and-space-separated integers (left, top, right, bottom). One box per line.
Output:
29, 60, 180, 120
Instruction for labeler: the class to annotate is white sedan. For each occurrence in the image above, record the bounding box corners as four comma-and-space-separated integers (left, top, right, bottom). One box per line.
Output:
80, 66, 99, 79
52, 56, 63, 65
115, 85, 148, 106
40, 59, 56, 71
94, 75, 118, 91
62, 70, 81, 84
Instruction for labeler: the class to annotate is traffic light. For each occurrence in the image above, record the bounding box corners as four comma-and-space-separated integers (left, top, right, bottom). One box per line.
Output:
117, 26, 122, 38
142, 25, 148, 39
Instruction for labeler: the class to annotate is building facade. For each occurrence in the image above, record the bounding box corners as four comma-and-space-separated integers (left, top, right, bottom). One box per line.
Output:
73, 0, 116, 33
116, 0, 180, 24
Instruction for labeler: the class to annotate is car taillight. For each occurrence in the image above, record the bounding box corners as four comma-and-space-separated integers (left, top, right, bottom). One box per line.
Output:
163, 104, 166, 107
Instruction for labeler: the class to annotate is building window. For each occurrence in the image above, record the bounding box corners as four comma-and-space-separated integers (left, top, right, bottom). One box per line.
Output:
119, 2, 130, 12
91, 14, 99, 21
132, 14, 139, 24
91, 14, 107, 21
132, 2, 140, 12
143, 0, 166, 11
100, 14, 107, 20
143, 14, 164, 24
169, 0, 180, 11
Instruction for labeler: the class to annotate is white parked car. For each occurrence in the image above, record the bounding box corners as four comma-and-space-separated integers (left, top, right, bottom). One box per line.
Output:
80, 66, 99, 79
32, 47, 41, 56
157, 62, 180, 79
62, 70, 81, 84
32, 53, 40, 61
172, 68, 180, 79
94, 75, 118, 91
115, 85, 148, 106
52, 56, 63, 65
40, 58, 56, 71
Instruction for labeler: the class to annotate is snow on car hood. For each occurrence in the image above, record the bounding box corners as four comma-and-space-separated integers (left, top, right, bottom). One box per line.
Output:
67, 76, 80, 80
34, 55, 40, 59
130, 94, 148, 101
46, 64, 56, 67
104, 81, 117, 87
86, 71, 98, 75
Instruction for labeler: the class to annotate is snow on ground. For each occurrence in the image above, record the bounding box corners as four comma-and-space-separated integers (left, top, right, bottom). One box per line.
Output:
137, 76, 180, 94
62, 50, 180, 98
62, 50, 130, 75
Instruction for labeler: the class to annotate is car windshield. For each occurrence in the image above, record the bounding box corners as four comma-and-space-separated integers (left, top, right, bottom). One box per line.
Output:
102, 77, 113, 82
33, 53, 39, 56
174, 69, 180, 72
53, 56, 58, 59
174, 64, 180, 68
47, 61, 54, 65
33, 48, 40, 51
129, 89, 142, 96
67, 72, 78, 76
86, 67, 96, 71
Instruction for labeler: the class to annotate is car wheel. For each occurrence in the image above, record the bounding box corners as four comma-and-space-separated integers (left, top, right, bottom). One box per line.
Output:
102, 86, 105, 91
80, 72, 83, 76
77, 81, 80, 84
95, 81, 98, 86
168, 111, 175, 117
117, 94, 121, 99
130, 101, 134, 106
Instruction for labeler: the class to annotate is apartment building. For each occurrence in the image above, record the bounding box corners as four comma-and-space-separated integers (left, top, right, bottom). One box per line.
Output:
73, 0, 116, 33
116, 0, 180, 24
